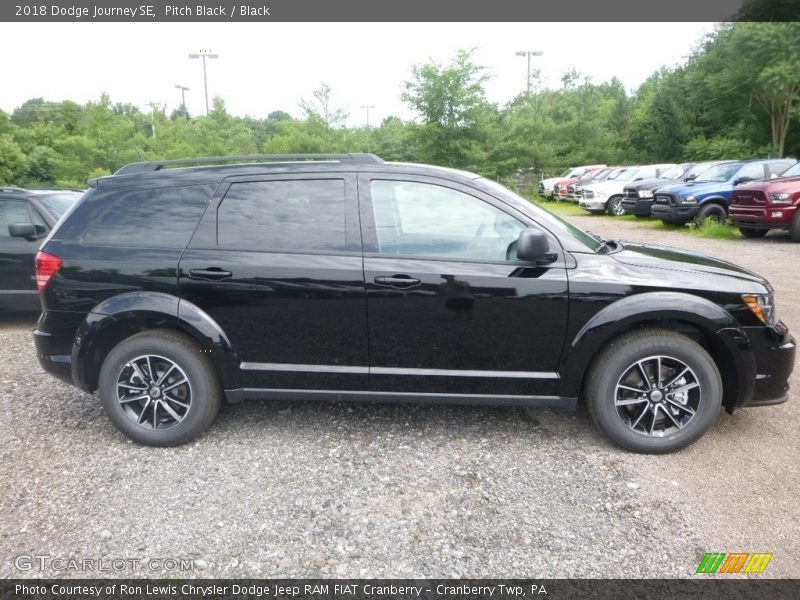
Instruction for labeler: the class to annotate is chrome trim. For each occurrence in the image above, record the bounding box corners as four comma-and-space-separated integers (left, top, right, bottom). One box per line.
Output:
240, 362, 559, 379
240, 362, 369, 374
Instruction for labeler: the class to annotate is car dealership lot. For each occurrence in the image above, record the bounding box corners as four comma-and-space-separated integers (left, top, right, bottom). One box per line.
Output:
1, 217, 798, 579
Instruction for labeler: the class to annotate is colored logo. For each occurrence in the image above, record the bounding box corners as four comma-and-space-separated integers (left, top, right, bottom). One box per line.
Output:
696, 552, 773, 574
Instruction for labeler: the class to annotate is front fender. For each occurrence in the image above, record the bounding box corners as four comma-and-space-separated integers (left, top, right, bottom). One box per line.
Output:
557, 291, 752, 399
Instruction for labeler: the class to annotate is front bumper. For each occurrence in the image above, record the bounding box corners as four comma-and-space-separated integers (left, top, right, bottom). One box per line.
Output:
651, 202, 697, 223
741, 323, 795, 407
579, 198, 607, 211
729, 204, 797, 229
621, 197, 654, 216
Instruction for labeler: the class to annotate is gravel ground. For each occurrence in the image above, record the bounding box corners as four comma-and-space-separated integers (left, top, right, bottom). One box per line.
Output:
0, 216, 798, 579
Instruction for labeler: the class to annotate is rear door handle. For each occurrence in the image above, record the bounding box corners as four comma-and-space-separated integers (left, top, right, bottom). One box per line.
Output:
189, 267, 232, 281
373, 274, 421, 289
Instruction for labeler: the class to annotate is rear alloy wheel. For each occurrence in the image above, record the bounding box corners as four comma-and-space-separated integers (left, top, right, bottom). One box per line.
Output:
99, 330, 222, 446
695, 203, 727, 225
606, 196, 625, 216
586, 329, 722, 453
739, 227, 768, 238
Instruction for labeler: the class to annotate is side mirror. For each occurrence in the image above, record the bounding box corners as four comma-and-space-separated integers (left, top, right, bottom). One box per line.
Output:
685, 173, 697, 181
516, 228, 551, 262
734, 177, 753, 186
8, 223, 37, 240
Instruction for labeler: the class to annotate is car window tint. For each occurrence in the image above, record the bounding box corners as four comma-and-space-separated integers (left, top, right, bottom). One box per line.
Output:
0, 200, 31, 238
217, 179, 346, 253
736, 163, 766, 182
83, 185, 210, 248
370, 180, 525, 262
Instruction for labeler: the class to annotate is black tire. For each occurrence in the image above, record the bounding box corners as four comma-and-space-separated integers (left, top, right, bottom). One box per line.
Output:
790, 211, 800, 243
98, 329, 222, 446
739, 227, 768, 238
694, 203, 727, 225
586, 328, 722, 453
606, 196, 625, 216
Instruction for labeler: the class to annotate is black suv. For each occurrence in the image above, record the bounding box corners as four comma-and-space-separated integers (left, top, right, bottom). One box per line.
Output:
1, 187, 82, 311
33, 154, 795, 453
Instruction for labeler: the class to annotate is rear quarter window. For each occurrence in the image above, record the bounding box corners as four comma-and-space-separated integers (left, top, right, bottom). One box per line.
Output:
82, 185, 212, 248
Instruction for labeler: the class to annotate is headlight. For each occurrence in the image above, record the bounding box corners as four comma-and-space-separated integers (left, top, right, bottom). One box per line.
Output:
638, 189, 654, 198
682, 195, 697, 204
742, 293, 776, 325
769, 193, 793, 204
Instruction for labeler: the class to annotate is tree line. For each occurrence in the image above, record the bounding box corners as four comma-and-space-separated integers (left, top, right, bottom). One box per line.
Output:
1, 22, 798, 191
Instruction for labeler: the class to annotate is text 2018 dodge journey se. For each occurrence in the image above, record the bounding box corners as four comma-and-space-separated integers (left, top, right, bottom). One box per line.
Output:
33, 154, 795, 453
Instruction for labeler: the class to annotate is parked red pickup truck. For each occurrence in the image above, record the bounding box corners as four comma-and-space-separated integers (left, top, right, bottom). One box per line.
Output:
729, 161, 800, 240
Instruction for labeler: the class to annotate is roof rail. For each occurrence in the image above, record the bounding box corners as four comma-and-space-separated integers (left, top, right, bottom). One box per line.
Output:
114, 153, 384, 175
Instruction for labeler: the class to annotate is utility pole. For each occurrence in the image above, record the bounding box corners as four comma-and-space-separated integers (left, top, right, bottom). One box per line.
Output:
147, 101, 163, 138
188, 50, 219, 115
515, 50, 543, 95
361, 105, 375, 153
174, 84, 190, 117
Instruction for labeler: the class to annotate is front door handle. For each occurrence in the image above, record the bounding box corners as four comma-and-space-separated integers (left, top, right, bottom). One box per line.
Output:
189, 267, 232, 281
374, 274, 421, 289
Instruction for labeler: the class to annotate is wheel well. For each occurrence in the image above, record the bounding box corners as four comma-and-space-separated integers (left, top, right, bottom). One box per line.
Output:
83, 316, 202, 392
579, 318, 739, 412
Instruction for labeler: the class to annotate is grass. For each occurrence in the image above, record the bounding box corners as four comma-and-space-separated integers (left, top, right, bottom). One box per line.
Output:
528, 195, 743, 240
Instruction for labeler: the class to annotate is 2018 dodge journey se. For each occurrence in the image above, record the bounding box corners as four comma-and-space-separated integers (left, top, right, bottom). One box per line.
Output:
32, 154, 795, 452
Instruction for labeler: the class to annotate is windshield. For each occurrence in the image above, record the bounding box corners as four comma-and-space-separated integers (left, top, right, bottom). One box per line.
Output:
778, 162, 800, 178
695, 163, 743, 182
612, 168, 639, 181
687, 161, 717, 178
591, 168, 612, 181
659, 165, 687, 180
37, 192, 82, 218
568, 167, 587, 178
603, 168, 626, 181
479, 178, 601, 252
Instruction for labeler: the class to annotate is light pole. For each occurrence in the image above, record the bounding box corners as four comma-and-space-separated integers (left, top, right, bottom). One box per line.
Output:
188, 50, 219, 115
174, 84, 190, 116
515, 50, 543, 95
361, 105, 375, 153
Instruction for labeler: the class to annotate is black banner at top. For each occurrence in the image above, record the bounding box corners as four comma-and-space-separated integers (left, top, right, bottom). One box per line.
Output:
0, 0, 771, 23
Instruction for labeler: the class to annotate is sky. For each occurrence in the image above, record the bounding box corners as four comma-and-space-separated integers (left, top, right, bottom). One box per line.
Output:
1, 22, 717, 126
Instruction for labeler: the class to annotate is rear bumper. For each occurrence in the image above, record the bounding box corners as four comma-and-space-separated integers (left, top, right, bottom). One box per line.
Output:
740, 323, 795, 408
621, 197, 654, 216
33, 310, 83, 387
729, 204, 796, 229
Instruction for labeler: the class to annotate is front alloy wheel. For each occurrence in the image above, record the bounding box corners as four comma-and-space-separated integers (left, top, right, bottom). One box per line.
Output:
614, 355, 701, 437
586, 328, 722, 453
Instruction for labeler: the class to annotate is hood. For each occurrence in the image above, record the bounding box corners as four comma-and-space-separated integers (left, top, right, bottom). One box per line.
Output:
625, 177, 681, 192
584, 179, 630, 194
735, 176, 800, 194
611, 241, 769, 290
656, 179, 732, 197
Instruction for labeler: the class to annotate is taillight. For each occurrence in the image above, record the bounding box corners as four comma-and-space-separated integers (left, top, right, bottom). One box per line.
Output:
35, 251, 62, 291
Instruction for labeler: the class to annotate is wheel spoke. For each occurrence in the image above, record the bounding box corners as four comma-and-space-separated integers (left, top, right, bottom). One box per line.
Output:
153, 402, 159, 429
160, 400, 184, 423
137, 398, 152, 424
656, 357, 663, 388
130, 361, 149, 385
664, 367, 689, 388
118, 382, 147, 391
636, 362, 652, 390
162, 378, 187, 393
666, 382, 699, 396
615, 396, 648, 407
661, 406, 683, 430
618, 383, 647, 394
119, 394, 148, 404
164, 394, 190, 409
665, 398, 695, 415
156, 364, 176, 386
649, 404, 659, 436
146, 356, 155, 382
630, 404, 650, 430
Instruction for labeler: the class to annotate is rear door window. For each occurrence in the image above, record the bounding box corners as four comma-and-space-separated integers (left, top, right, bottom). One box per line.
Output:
216, 179, 347, 253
